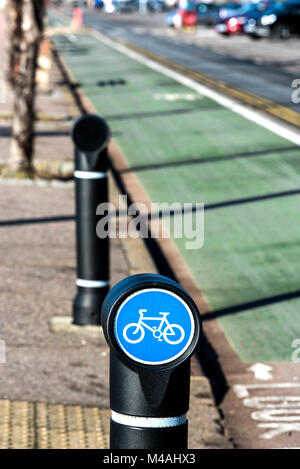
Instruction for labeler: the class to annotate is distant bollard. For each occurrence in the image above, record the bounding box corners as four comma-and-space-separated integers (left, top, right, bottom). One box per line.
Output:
71, 114, 111, 325
101, 273, 201, 449
71, 5, 83, 32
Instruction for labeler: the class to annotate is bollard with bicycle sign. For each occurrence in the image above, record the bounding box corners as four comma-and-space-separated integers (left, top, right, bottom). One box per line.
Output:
101, 273, 201, 449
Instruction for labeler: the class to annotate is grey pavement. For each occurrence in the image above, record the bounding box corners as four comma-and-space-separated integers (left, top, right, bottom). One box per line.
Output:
0, 183, 129, 407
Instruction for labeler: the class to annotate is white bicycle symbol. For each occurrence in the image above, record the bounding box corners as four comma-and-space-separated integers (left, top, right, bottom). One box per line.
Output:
123, 309, 185, 345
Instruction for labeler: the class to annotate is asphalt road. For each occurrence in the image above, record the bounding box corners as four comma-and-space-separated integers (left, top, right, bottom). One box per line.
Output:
77, 9, 300, 114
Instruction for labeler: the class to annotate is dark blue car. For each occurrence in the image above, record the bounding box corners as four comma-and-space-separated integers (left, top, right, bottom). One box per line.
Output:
244, 0, 300, 39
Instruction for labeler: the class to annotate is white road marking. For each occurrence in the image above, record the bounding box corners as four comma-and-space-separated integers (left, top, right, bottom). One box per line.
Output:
233, 382, 300, 399
244, 396, 300, 409
252, 409, 300, 422
91, 29, 300, 147
247, 363, 273, 381
153, 93, 201, 102
258, 423, 300, 440
234, 383, 300, 440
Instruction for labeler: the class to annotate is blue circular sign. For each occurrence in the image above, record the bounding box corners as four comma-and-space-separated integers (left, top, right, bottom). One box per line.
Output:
114, 288, 195, 365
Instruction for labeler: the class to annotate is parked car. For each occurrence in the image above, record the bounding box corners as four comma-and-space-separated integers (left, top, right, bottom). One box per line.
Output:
166, 1, 198, 27
105, 0, 139, 12
215, 1, 275, 36
244, 0, 300, 39
94, 0, 104, 7
72, 0, 88, 6
218, 1, 242, 20
119, 0, 139, 11
196, 2, 221, 26
147, 0, 168, 11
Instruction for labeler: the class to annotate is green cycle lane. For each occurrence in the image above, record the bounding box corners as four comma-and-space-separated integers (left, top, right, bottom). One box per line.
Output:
51, 28, 300, 362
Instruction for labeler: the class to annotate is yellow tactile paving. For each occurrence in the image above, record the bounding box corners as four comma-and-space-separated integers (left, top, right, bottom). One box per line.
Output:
0, 400, 110, 449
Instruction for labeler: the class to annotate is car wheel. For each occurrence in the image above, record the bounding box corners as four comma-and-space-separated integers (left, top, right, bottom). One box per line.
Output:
272, 23, 292, 40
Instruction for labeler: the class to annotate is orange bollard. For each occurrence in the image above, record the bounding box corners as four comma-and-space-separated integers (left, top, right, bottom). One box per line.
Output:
71, 6, 83, 32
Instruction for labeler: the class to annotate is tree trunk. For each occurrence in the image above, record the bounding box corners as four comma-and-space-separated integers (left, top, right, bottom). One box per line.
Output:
8, 0, 45, 173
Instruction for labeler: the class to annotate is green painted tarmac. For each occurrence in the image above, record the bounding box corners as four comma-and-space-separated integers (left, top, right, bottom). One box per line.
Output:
50, 22, 300, 362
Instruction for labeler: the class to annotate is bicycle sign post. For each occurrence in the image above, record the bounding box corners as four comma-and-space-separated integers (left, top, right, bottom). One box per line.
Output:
101, 273, 201, 449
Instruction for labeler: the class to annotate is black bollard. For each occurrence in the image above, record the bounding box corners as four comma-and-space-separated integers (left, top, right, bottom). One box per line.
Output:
71, 114, 111, 325
101, 273, 201, 449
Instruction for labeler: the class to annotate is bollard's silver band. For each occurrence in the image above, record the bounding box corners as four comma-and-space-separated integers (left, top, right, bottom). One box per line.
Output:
76, 279, 109, 288
74, 170, 107, 179
111, 411, 186, 428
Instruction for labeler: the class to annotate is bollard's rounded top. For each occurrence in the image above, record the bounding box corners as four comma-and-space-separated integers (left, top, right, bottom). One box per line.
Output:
71, 114, 110, 152
101, 274, 201, 371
